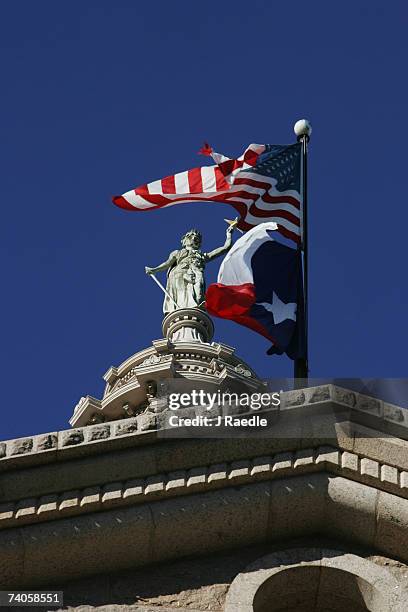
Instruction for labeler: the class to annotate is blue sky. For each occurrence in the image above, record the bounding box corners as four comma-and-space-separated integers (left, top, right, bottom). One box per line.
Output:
1, 1, 407, 440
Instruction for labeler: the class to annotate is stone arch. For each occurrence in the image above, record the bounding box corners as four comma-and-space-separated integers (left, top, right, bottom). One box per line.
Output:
224, 548, 405, 612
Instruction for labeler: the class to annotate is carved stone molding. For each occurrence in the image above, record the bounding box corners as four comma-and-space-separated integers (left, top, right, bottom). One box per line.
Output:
234, 363, 252, 377
162, 308, 214, 343
141, 354, 161, 367
2, 445, 408, 531
7, 384, 408, 463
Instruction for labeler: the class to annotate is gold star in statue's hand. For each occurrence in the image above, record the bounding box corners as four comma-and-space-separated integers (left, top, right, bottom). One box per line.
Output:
225, 217, 239, 234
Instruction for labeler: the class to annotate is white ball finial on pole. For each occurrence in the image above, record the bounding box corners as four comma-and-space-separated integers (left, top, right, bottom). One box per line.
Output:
294, 119, 312, 141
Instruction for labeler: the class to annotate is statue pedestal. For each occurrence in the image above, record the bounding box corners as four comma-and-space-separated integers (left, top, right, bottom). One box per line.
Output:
162, 308, 214, 344
70, 305, 262, 428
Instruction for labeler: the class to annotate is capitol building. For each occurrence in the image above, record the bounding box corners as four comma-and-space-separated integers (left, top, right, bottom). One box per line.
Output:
1, 308, 408, 611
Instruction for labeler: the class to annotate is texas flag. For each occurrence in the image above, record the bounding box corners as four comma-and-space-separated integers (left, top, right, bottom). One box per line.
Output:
205, 222, 305, 358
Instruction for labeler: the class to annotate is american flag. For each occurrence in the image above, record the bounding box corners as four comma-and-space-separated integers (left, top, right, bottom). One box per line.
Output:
113, 142, 302, 246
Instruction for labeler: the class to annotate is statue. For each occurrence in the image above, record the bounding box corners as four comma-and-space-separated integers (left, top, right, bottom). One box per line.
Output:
145, 222, 237, 314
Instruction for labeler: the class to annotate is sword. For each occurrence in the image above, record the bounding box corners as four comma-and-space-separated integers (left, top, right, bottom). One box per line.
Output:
148, 272, 180, 309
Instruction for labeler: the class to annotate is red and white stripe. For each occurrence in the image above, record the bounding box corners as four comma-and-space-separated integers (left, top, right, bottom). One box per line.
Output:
113, 143, 301, 245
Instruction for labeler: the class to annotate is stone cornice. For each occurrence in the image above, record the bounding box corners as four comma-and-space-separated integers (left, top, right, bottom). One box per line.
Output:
2, 385, 408, 469
1, 444, 408, 533
101, 340, 255, 390
2, 382, 408, 591
4, 471, 408, 589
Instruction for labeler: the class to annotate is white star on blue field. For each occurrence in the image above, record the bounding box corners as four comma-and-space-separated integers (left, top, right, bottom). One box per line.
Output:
257, 293, 297, 325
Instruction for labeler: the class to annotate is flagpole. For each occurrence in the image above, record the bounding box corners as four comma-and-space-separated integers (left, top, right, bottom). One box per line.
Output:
293, 119, 312, 383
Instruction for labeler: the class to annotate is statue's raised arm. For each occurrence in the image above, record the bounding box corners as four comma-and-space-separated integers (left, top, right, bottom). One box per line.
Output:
206, 219, 238, 262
